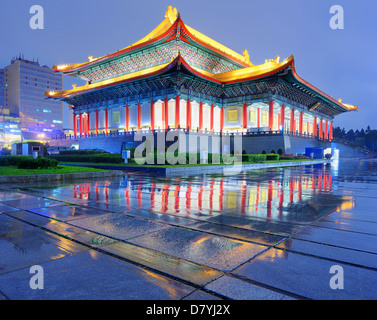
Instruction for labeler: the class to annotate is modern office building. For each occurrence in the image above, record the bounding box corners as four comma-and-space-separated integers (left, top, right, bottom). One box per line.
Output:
3, 56, 63, 136
46, 6, 357, 154
0, 69, 4, 108
0, 108, 21, 149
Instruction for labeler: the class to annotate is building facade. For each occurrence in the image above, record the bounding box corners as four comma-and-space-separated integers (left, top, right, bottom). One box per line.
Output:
47, 6, 357, 154
4, 57, 63, 136
0, 68, 4, 108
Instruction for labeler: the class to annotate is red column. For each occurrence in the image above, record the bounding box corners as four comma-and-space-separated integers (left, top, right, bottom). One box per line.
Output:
126, 105, 129, 133
307, 122, 309, 135
280, 105, 285, 131
257, 108, 260, 128
87, 113, 90, 134
299, 111, 303, 135
268, 100, 274, 131
161, 100, 165, 130
96, 110, 99, 134
199, 101, 203, 130
210, 104, 214, 131
242, 103, 247, 129
319, 119, 323, 140
79, 113, 83, 136
150, 100, 154, 131
137, 102, 141, 131
104, 108, 108, 135
313, 116, 317, 137
329, 121, 333, 141
290, 109, 295, 133
164, 98, 169, 130
325, 120, 328, 140
83, 114, 87, 135
175, 96, 180, 129
186, 98, 191, 129
73, 114, 77, 136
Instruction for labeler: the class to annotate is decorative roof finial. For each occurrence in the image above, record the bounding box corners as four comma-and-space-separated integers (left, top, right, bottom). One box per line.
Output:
165, 6, 178, 23
243, 49, 252, 66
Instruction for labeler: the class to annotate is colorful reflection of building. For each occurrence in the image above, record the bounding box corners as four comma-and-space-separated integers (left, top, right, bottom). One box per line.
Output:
71, 167, 353, 223
46, 6, 357, 154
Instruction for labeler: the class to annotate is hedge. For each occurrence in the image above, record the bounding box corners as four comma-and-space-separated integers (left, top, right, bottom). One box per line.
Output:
266, 154, 280, 161
0, 155, 33, 167
130, 152, 246, 165
242, 154, 267, 163
59, 150, 107, 155
17, 158, 58, 169
49, 153, 123, 163
279, 154, 310, 160
132, 152, 270, 165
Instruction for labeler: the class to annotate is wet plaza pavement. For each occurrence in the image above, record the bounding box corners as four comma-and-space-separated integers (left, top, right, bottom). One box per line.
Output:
1, 158, 377, 300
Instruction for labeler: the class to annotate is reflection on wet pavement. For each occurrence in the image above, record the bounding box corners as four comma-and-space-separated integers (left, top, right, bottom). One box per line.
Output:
0, 159, 377, 299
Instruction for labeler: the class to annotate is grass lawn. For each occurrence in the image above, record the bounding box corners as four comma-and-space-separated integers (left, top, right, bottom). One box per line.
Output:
0, 165, 106, 176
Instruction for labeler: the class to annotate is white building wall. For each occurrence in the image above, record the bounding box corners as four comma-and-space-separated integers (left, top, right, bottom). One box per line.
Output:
202, 103, 211, 130
168, 99, 175, 127
191, 101, 199, 129
154, 100, 163, 129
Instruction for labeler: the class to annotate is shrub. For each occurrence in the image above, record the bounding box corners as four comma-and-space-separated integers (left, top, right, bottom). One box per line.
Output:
16, 157, 58, 169
130, 147, 136, 159
279, 154, 310, 160
18, 158, 39, 169
0, 155, 33, 167
277, 149, 283, 155
37, 158, 58, 169
262, 150, 266, 154
49, 153, 123, 164
266, 154, 279, 161
208, 153, 221, 164
59, 149, 106, 155
242, 154, 267, 163
253, 154, 267, 163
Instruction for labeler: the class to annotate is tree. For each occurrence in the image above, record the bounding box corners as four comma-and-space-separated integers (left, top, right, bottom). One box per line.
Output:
345, 129, 355, 142
333, 126, 343, 139
365, 130, 377, 149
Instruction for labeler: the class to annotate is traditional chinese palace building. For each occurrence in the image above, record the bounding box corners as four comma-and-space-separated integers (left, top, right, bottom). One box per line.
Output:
46, 6, 357, 154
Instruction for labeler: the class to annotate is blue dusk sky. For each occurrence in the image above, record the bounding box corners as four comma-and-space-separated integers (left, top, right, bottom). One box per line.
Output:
0, 0, 376, 130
